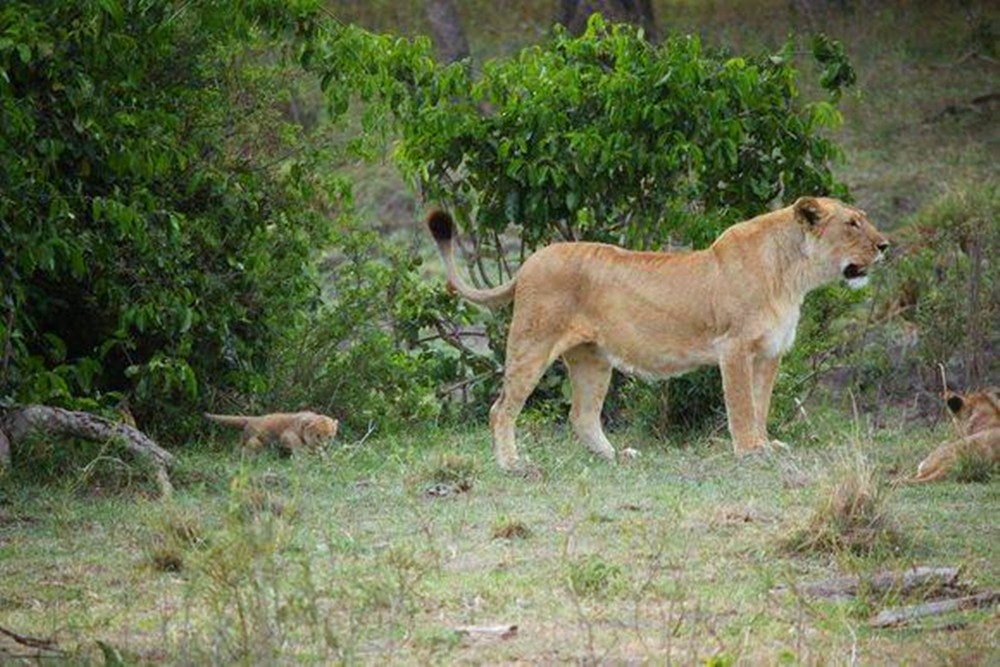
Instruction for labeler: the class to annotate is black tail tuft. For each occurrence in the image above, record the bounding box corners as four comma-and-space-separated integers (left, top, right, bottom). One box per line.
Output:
427, 210, 454, 242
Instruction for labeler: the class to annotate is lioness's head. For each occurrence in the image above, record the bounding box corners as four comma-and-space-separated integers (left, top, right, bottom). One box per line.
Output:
795, 197, 889, 289
946, 388, 999, 437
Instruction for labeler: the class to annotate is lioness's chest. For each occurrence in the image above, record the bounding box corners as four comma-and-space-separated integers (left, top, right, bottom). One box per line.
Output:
761, 307, 801, 358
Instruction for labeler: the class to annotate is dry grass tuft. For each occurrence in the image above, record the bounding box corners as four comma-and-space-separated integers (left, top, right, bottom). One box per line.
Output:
491, 517, 532, 540
786, 450, 905, 557
953, 449, 996, 484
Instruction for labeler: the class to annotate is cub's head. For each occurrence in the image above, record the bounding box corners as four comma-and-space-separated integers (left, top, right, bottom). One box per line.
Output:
945, 388, 999, 437
302, 414, 339, 447
795, 196, 889, 289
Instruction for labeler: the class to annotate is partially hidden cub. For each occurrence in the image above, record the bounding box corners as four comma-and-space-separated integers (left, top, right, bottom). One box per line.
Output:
205, 411, 338, 454
912, 388, 999, 483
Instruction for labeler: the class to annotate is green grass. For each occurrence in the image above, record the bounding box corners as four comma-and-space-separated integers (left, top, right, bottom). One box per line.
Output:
1, 417, 996, 664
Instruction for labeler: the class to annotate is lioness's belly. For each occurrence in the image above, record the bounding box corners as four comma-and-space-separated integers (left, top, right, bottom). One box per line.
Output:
598, 339, 718, 380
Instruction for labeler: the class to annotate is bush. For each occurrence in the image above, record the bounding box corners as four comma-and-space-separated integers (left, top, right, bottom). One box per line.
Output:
876, 184, 999, 390
827, 183, 999, 417
263, 219, 465, 436
0, 1, 336, 440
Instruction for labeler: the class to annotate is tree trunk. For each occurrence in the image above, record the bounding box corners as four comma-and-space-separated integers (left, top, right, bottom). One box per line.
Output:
425, 0, 470, 64
558, 0, 658, 41
1, 405, 174, 497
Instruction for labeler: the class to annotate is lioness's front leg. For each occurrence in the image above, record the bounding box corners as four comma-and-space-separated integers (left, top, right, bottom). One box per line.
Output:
752, 355, 782, 445
720, 349, 768, 452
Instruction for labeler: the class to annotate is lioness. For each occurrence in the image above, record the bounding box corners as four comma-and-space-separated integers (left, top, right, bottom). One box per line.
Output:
912, 388, 999, 482
428, 197, 888, 470
205, 411, 339, 454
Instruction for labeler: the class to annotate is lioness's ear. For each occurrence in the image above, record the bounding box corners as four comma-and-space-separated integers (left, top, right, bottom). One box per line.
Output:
946, 393, 964, 414
793, 197, 823, 226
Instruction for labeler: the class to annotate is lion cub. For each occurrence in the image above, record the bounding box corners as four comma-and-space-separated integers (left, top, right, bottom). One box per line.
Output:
912, 388, 999, 482
205, 411, 339, 454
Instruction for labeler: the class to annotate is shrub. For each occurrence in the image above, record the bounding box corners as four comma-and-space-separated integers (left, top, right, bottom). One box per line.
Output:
0, 1, 336, 440
874, 184, 999, 390
567, 554, 625, 598
264, 219, 466, 436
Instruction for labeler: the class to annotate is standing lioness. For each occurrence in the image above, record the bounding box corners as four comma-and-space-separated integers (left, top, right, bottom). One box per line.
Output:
428, 197, 888, 470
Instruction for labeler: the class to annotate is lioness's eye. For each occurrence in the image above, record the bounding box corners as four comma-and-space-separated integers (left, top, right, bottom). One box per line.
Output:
848, 218, 860, 228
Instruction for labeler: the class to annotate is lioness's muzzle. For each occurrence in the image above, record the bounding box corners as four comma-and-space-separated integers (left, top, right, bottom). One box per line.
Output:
843, 263, 866, 279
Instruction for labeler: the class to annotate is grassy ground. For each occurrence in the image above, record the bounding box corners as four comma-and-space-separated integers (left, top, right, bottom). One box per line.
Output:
1, 2, 996, 664
0, 415, 996, 664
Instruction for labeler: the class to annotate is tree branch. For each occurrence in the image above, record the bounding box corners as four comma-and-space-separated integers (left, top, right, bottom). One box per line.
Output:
2, 405, 174, 497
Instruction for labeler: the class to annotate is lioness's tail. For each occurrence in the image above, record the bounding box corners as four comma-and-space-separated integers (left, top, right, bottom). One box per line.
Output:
204, 413, 251, 428
427, 210, 516, 309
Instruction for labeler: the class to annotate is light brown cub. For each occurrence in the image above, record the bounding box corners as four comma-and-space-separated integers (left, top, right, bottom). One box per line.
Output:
912, 389, 999, 483
205, 411, 338, 454
428, 197, 889, 471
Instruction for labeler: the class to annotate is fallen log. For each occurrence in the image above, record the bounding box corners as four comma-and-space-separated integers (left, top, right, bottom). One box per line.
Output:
870, 591, 1000, 628
1, 405, 174, 497
775, 566, 961, 600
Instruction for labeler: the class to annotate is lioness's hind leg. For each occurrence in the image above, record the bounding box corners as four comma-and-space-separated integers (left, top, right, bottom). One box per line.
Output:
563, 344, 615, 461
491, 345, 554, 471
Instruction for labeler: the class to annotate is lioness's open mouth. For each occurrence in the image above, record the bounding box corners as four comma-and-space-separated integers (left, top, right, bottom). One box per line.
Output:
842, 263, 867, 280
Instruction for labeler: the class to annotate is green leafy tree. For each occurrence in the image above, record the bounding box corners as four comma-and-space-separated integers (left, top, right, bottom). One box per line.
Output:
394, 16, 852, 262
0, 0, 335, 436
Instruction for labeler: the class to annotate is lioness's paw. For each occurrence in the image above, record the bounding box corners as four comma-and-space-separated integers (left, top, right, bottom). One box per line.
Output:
768, 439, 790, 451
733, 441, 770, 456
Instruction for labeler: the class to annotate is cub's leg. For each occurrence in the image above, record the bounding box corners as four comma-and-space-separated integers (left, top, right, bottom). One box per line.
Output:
752, 355, 783, 446
913, 430, 998, 483
279, 429, 304, 453
720, 348, 767, 452
563, 344, 615, 461
242, 427, 266, 453
913, 441, 958, 482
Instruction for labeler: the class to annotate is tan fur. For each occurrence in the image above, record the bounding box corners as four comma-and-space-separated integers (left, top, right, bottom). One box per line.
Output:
428, 197, 889, 470
205, 411, 338, 454
912, 389, 1000, 482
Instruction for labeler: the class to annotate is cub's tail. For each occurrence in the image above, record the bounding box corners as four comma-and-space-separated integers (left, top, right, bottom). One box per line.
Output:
427, 210, 516, 310
204, 413, 251, 428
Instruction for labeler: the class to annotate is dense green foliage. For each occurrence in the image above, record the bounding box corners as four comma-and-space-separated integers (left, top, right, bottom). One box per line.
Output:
0, 1, 336, 434
864, 184, 999, 392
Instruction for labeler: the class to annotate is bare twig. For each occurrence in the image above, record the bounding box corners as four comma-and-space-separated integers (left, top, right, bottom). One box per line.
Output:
0, 624, 62, 652
351, 420, 376, 448
436, 368, 502, 397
